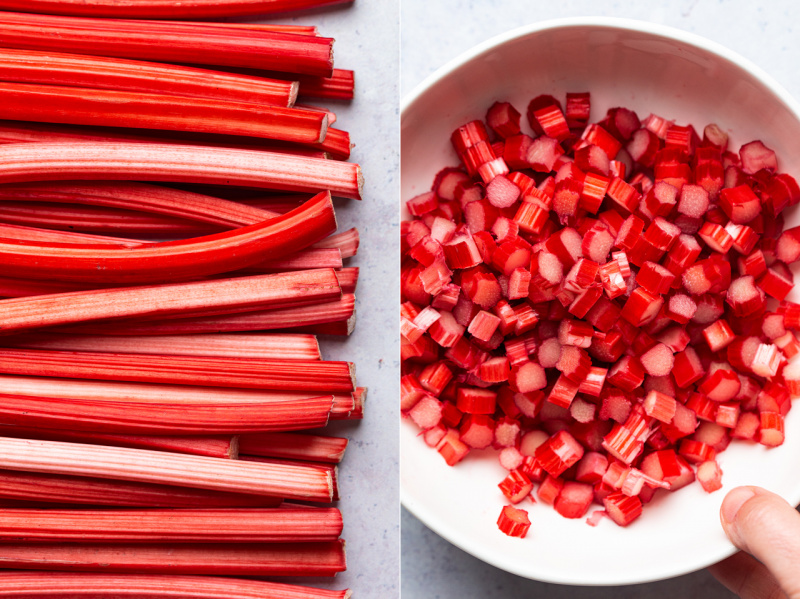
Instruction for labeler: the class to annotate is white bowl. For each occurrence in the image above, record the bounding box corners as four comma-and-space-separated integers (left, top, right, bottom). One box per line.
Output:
401, 17, 800, 586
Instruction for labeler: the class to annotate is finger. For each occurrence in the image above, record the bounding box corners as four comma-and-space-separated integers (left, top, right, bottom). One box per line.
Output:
708, 551, 788, 599
720, 486, 800, 598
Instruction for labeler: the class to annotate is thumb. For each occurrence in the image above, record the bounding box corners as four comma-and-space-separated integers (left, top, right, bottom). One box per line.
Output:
721, 486, 800, 598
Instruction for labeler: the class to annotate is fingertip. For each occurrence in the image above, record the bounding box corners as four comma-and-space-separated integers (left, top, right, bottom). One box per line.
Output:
721, 486, 758, 527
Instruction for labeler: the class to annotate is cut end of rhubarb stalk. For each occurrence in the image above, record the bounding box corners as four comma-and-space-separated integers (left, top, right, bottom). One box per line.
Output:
287, 81, 300, 108
229, 435, 241, 460
317, 114, 330, 144
356, 166, 365, 201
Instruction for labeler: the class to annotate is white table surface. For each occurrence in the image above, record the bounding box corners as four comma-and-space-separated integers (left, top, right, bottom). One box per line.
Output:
400, 0, 800, 596
257, 1, 400, 596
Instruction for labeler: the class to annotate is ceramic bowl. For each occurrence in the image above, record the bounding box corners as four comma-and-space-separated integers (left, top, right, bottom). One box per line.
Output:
401, 17, 800, 585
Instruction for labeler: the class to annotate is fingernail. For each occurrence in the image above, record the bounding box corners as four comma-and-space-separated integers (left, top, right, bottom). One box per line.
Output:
721, 486, 757, 525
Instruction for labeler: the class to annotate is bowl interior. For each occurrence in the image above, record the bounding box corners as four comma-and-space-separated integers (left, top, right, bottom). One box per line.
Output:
401, 19, 800, 585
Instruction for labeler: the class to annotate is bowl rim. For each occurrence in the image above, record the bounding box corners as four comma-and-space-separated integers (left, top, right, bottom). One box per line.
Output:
401, 16, 800, 586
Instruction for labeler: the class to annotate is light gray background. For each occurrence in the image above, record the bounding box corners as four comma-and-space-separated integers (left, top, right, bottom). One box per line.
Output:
262, 1, 400, 596
400, 1, 800, 597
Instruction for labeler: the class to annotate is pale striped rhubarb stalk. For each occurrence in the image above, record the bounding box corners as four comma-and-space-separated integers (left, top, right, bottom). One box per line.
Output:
239, 432, 348, 464
0, 193, 336, 284
0, 394, 335, 434
0, 0, 352, 18
0, 82, 326, 143
0, 120, 340, 160
0, 268, 342, 332
314, 227, 360, 258
0, 426, 238, 459
0, 349, 355, 392
61, 294, 355, 335
0, 143, 362, 199
0, 48, 299, 107
0, 202, 218, 238
0, 470, 281, 508
1, 332, 321, 361
0, 540, 346, 576
0, 572, 351, 599
0, 223, 144, 247
0, 11, 335, 77
0, 375, 349, 407
0, 181, 279, 227
0, 507, 342, 542
0, 437, 336, 501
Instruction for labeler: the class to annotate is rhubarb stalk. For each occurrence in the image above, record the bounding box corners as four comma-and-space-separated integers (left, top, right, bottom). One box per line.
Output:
0, 143, 363, 199
0, 540, 346, 576
1, 332, 321, 361
0, 48, 299, 107
0, 507, 343, 542
0, 82, 326, 143
0, 349, 355, 392
0, 11, 335, 77
239, 433, 348, 463
0, 268, 342, 332
0, 192, 336, 283
0, 0, 353, 19
0, 437, 336, 501
0, 572, 351, 599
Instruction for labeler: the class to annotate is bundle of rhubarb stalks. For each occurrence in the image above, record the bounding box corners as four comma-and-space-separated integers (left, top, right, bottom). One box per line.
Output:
0, 2, 363, 598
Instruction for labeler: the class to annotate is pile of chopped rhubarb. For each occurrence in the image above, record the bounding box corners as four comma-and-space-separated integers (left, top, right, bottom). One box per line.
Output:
401, 91, 800, 537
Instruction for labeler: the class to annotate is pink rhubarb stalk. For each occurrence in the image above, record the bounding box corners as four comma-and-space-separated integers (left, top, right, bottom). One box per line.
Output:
0, 540, 346, 576
0, 507, 342, 543
0, 572, 351, 599
1, 332, 320, 361
0, 349, 355, 392
0, 437, 336, 501
0, 143, 363, 199
0, 268, 342, 333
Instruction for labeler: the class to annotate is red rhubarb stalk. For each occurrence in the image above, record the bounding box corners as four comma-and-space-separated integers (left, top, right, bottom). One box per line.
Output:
0, 349, 355, 392
61, 294, 355, 335
0, 182, 279, 227
247, 248, 344, 272
239, 433, 348, 464
0, 82, 326, 143
0, 393, 335, 435
0, 202, 219, 239
0, 507, 342, 543
0, 194, 336, 284
0, 0, 352, 19
0, 572, 351, 599
261, 68, 355, 102
0, 268, 342, 332
0, 11, 335, 77
314, 227, 360, 258
1, 332, 321, 361
0, 541, 346, 576
0, 48, 298, 107
0, 437, 336, 501
0, 120, 338, 160
0, 223, 143, 247
0, 470, 281, 508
